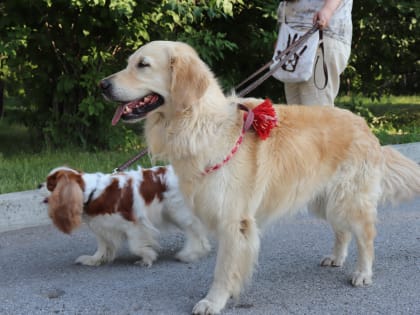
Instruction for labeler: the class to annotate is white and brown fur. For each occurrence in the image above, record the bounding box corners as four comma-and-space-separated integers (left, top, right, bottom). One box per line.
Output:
100, 41, 420, 314
42, 165, 210, 267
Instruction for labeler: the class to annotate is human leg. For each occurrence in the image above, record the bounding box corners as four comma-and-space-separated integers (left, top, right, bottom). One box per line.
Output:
284, 37, 351, 106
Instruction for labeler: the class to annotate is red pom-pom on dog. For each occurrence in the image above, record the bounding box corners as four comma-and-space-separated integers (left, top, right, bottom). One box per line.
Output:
244, 99, 278, 140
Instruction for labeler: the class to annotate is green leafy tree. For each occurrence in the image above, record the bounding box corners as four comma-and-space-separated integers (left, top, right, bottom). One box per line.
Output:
0, 0, 242, 150
0, 0, 418, 150
345, 0, 419, 98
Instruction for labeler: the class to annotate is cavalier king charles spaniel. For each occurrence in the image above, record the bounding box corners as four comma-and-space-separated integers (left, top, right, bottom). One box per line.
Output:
41, 165, 210, 267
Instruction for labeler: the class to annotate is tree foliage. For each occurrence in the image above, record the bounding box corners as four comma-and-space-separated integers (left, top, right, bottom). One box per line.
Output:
0, 0, 418, 150
346, 0, 419, 98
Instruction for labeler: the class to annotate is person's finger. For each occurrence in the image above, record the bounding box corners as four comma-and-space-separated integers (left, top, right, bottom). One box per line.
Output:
313, 11, 328, 29
318, 18, 326, 29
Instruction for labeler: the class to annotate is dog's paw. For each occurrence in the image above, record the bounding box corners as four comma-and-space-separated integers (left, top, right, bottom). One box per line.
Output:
75, 255, 103, 266
175, 251, 197, 263
175, 248, 209, 263
320, 255, 344, 267
176, 240, 211, 263
351, 271, 372, 286
134, 259, 153, 268
192, 299, 221, 315
132, 247, 157, 267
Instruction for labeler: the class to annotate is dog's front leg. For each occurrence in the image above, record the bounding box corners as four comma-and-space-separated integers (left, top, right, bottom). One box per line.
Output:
192, 217, 260, 315
75, 235, 116, 266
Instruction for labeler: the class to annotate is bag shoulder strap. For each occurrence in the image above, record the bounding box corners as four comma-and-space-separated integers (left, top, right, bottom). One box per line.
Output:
280, 1, 286, 24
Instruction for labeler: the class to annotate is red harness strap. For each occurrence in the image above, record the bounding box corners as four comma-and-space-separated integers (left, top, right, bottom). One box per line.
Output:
203, 99, 277, 175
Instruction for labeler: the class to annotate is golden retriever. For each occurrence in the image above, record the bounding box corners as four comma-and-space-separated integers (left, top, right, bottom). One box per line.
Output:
100, 41, 420, 315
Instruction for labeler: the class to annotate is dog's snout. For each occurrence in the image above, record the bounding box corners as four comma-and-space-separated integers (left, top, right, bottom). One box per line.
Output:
99, 79, 111, 92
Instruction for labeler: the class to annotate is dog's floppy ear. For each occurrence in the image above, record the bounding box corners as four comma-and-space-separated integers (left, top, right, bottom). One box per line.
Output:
170, 45, 210, 110
48, 174, 84, 234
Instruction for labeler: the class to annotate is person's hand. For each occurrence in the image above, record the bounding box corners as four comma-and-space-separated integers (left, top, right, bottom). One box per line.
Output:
313, 6, 335, 29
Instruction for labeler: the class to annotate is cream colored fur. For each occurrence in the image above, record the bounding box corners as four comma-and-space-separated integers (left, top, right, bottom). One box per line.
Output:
101, 41, 420, 315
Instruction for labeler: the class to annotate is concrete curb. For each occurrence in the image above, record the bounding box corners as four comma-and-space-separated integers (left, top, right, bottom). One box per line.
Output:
1, 142, 419, 233
0, 190, 50, 233
389, 142, 420, 162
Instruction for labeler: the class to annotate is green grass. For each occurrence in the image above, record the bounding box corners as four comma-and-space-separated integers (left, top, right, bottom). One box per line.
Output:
1, 95, 419, 194
337, 95, 420, 106
0, 148, 153, 194
0, 123, 152, 194
336, 94, 420, 145
0, 123, 35, 156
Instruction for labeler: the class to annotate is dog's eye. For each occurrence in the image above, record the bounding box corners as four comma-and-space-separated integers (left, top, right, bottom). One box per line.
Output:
137, 61, 150, 68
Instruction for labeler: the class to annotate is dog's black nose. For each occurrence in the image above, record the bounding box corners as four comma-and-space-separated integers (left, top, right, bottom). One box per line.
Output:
99, 79, 111, 91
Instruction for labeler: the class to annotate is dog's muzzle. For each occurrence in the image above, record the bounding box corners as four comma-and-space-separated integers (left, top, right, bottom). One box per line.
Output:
99, 79, 112, 93
99, 79, 164, 125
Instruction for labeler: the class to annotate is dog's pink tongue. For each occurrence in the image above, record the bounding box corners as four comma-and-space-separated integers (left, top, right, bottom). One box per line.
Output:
112, 105, 124, 126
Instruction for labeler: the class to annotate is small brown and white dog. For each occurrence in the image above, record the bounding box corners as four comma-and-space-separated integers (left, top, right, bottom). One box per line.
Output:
41, 165, 210, 267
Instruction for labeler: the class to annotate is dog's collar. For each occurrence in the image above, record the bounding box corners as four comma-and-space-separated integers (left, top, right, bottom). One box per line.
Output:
84, 189, 96, 208
83, 173, 102, 207
202, 100, 277, 175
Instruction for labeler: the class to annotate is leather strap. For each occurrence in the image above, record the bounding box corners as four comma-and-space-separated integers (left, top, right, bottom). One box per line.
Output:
236, 24, 319, 97
313, 30, 328, 90
113, 147, 148, 174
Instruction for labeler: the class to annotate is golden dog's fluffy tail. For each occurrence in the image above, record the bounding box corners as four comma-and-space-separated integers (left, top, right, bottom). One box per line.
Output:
381, 146, 420, 205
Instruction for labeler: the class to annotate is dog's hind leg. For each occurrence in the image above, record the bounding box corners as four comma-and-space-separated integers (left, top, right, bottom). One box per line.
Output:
309, 196, 352, 267
321, 177, 379, 286
321, 228, 352, 267
346, 170, 380, 286
192, 216, 259, 315
350, 218, 376, 286
321, 213, 376, 286
127, 225, 159, 267
322, 201, 377, 286
318, 206, 376, 286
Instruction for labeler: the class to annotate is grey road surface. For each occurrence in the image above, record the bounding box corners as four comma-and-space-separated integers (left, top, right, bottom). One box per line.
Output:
1, 198, 419, 315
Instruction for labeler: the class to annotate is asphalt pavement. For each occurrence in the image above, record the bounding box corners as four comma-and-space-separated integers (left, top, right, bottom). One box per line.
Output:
1, 197, 419, 315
